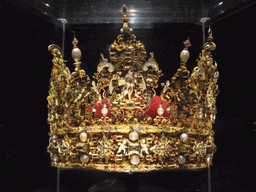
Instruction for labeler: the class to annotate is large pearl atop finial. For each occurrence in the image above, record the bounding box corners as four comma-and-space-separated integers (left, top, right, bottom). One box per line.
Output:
180, 49, 189, 62
72, 47, 82, 62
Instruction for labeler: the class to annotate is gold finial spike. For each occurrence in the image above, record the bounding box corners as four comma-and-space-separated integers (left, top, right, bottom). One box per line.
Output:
183, 37, 192, 48
72, 35, 79, 48
100, 53, 104, 60
208, 27, 212, 38
150, 52, 154, 58
119, 4, 128, 16
207, 26, 213, 42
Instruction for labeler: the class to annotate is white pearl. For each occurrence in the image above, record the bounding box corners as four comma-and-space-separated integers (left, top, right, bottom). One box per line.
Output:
197, 108, 204, 119
180, 133, 189, 142
130, 155, 140, 165
178, 155, 186, 164
52, 135, 58, 143
157, 104, 164, 116
72, 48, 82, 62
206, 156, 211, 163
101, 104, 108, 116
197, 112, 203, 119
80, 132, 87, 142
180, 49, 189, 62
129, 131, 139, 141
52, 155, 58, 162
80, 154, 89, 163
208, 136, 213, 142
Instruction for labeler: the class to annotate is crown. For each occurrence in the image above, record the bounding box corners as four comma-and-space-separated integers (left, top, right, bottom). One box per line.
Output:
47, 5, 219, 172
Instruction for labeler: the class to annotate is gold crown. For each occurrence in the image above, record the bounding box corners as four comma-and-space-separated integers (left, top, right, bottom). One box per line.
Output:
47, 5, 219, 172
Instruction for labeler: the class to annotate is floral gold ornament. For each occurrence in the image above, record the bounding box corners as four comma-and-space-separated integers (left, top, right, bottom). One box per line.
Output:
47, 5, 219, 172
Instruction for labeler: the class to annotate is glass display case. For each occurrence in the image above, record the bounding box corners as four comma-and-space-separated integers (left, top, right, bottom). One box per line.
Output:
2, 1, 255, 192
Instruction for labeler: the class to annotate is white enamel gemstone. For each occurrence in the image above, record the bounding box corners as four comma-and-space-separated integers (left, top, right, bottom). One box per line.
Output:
80, 132, 87, 142
157, 104, 164, 116
80, 154, 89, 163
178, 155, 186, 164
130, 155, 140, 165
180, 49, 189, 62
129, 131, 139, 141
101, 104, 108, 116
180, 133, 189, 142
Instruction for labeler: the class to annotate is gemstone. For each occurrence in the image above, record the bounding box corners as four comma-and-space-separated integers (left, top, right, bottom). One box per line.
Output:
129, 131, 139, 141
180, 133, 189, 142
80, 154, 89, 163
178, 155, 186, 164
130, 155, 140, 165
80, 132, 87, 142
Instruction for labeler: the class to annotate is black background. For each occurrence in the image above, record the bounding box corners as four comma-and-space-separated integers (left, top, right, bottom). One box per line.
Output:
1, 1, 255, 191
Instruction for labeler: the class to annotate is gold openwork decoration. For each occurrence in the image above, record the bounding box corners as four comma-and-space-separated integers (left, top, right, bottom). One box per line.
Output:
47, 5, 219, 172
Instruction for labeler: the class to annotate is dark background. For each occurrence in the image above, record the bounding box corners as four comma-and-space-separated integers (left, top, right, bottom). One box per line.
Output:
1, 1, 255, 192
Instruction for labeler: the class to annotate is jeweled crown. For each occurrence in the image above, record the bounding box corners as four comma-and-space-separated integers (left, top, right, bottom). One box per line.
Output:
47, 5, 219, 172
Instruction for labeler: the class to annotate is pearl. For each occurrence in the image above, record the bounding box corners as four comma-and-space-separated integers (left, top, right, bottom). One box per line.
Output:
180, 49, 189, 62
52, 155, 58, 162
208, 135, 213, 142
52, 135, 58, 143
206, 156, 211, 163
197, 108, 204, 119
101, 104, 108, 116
80, 132, 87, 142
178, 155, 186, 164
180, 133, 189, 142
129, 131, 139, 141
80, 154, 89, 163
130, 155, 140, 165
157, 104, 164, 116
72, 48, 82, 62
